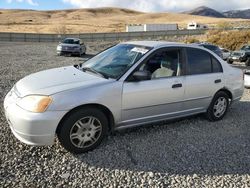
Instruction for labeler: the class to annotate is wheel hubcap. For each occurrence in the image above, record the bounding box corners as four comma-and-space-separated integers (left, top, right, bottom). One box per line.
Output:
70, 116, 102, 148
213, 97, 227, 118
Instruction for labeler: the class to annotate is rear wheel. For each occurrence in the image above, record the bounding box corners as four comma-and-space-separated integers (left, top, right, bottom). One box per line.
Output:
206, 91, 229, 121
57, 108, 108, 153
227, 59, 233, 64
245, 58, 250, 66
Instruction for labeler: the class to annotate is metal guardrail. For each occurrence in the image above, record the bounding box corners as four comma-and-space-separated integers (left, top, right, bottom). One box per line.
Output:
0, 29, 206, 42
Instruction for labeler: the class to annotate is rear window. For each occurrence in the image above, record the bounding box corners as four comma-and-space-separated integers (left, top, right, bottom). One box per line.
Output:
203, 45, 218, 51
212, 57, 223, 73
186, 48, 212, 75
186, 48, 223, 75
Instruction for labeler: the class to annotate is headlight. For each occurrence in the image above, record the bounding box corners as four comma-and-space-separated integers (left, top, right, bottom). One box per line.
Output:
17, 95, 52, 113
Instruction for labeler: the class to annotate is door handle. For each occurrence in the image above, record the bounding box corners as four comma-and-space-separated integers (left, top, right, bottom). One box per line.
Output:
172, 83, 182, 88
214, 79, 221, 84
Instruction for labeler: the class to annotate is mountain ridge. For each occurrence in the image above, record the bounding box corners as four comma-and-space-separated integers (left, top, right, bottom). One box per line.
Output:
184, 6, 250, 19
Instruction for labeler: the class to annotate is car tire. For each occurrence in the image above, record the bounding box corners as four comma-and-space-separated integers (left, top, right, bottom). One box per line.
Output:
227, 59, 233, 64
57, 108, 108, 154
245, 58, 250, 66
79, 49, 84, 57
206, 91, 229, 122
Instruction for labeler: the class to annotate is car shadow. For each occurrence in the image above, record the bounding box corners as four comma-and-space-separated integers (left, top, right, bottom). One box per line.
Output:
74, 100, 250, 176
81, 53, 95, 60
59, 53, 95, 59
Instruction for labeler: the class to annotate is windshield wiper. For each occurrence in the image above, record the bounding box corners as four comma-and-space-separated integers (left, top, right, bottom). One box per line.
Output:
82, 67, 109, 79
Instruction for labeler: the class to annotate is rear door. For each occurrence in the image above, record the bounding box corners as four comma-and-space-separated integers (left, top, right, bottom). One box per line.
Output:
183, 47, 224, 112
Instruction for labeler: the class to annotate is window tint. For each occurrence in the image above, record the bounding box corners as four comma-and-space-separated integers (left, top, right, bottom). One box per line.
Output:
186, 48, 212, 75
203, 45, 218, 51
212, 57, 223, 73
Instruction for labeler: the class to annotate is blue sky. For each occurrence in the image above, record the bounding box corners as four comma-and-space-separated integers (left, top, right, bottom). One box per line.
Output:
0, 0, 72, 10
0, 0, 250, 12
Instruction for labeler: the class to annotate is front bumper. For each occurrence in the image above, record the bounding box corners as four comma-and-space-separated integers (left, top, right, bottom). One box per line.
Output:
229, 56, 246, 62
245, 74, 250, 88
4, 92, 67, 146
57, 49, 80, 55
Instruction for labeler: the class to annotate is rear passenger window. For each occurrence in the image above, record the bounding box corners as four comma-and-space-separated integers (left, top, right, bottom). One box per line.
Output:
212, 57, 223, 73
186, 48, 212, 75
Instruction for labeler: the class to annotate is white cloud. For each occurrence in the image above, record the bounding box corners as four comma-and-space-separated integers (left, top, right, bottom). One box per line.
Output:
62, 0, 250, 12
6, 0, 38, 6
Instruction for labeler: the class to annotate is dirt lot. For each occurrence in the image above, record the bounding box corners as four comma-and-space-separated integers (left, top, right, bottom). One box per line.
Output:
1, 42, 250, 187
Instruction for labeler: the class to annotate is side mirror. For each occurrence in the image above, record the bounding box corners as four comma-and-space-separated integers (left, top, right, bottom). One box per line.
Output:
133, 71, 151, 81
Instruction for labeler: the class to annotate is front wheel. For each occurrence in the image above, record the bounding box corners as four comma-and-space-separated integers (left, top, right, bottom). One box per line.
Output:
57, 108, 108, 153
206, 91, 229, 121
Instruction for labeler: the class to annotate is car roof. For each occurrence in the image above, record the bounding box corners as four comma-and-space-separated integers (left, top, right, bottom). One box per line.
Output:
196, 43, 216, 47
123, 41, 218, 52
123, 41, 183, 48
64, 38, 80, 40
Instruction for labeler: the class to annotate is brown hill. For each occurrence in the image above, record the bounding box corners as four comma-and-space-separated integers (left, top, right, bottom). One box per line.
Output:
0, 7, 248, 34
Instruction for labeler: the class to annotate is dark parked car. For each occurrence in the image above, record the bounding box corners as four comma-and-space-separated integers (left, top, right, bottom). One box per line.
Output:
220, 48, 231, 61
196, 43, 223, 59
227, 45, 250, 66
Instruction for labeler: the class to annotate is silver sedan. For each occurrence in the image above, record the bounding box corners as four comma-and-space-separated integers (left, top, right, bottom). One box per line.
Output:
57, 38, 86, 56
4, 41, 244, 153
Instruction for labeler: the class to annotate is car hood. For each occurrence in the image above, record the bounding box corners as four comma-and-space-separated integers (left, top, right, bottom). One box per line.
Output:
231, 51, 244, 56
58, 43, 79, 47
15, 66, 109, 97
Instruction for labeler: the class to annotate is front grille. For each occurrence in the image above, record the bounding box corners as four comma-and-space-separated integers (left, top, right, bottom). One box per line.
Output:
232, 53, 242, 56
62, 46, 73, 51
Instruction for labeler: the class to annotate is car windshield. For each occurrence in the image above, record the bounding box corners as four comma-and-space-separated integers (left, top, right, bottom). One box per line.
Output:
233, 52, 242, 56
241, 46, 250, 51
62, 39, 80, 44
81, 44, 152, 79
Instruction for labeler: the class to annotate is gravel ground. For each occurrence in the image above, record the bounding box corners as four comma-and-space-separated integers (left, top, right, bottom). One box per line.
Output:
1, 42, 250, 187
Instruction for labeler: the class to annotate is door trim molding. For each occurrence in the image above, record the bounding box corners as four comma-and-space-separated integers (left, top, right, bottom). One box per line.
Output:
122, 96, 211, 111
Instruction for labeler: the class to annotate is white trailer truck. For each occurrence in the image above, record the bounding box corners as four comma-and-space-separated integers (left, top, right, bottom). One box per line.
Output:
126, 24, 178, 32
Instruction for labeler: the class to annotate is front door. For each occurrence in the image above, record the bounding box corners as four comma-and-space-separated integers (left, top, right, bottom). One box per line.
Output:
120, 48, 186, 127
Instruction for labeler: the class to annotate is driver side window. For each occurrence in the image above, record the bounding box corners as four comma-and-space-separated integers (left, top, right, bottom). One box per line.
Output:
139, 49, 181, 80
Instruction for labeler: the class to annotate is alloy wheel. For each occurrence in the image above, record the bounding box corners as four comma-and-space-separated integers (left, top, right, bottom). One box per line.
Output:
69, 116, 102, 148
